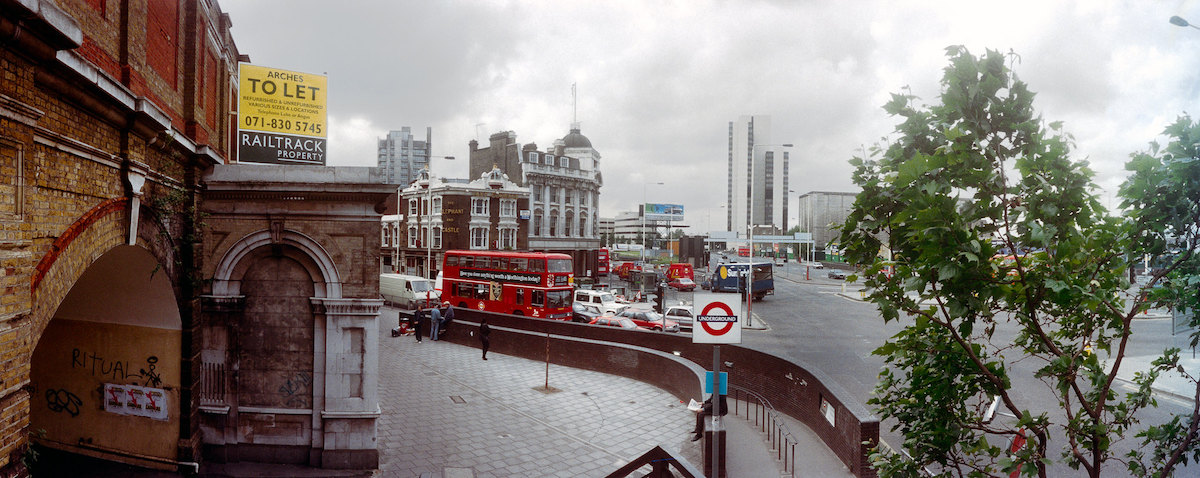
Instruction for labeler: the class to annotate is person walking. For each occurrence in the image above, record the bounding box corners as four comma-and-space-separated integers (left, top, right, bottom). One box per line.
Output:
429, 305, 442, 341
479, 317, 491, 360
412, 307, 423, 343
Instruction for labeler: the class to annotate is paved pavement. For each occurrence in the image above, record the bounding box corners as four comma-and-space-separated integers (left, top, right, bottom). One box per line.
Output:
374, 307, 850, 477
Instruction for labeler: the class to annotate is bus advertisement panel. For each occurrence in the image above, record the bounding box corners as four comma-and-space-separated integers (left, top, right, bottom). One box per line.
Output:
442, 250, 574, 320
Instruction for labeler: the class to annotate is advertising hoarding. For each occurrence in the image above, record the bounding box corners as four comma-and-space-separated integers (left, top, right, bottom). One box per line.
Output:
643, 203, 684, 222
237, 64, 328, 165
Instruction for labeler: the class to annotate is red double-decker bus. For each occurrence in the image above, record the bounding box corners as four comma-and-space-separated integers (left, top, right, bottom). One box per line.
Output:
598, 248, 610, 276
442, 250, 574, 320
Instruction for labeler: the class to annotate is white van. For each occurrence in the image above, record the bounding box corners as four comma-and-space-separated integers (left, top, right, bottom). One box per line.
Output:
573, 289, 627, 315
380, 273, 440, 309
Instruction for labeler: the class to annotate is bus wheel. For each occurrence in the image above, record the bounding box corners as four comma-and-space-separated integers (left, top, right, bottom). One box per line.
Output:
513, 310, 524, 316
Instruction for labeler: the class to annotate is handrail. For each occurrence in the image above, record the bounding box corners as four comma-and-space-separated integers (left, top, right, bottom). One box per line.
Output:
729, 384, 799, 477
604, 445, 704, 478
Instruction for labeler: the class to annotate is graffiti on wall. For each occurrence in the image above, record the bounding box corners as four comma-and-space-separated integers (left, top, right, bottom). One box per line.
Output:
104, 383, 168, 420
72, 349, 164, 388
278, 372, 312, 408
45, 388, 82, 417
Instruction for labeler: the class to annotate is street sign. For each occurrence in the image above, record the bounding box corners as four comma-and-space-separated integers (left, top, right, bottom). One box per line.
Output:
692, 292, 741, 344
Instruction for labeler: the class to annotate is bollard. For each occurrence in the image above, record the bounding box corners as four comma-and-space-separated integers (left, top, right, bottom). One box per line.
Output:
702, 420, 727, 478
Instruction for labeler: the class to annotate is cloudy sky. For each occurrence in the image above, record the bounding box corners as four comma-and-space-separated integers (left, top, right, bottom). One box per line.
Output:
221, 0, 1200, 233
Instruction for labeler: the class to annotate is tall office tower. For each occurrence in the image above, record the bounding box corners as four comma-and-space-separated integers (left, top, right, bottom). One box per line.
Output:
377, 127, 432, 185
727, 115, 790, 233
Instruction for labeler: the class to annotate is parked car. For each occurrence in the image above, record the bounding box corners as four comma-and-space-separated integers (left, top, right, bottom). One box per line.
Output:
588, 316, 645, 330
663, 305, 695, 329
572, 302, 605, 323
668, 277, 697, 291
803, 261, 824, 269
827, 269, 847, 280
617, 309, 679, 332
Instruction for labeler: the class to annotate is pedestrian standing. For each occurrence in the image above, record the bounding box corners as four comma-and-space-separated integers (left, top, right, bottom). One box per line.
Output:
429, 305, 442, 341
412, 307, 423, 343
479, 317, 490, 360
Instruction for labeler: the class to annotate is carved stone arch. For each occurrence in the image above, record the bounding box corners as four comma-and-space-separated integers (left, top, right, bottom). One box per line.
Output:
210, 229, 341, 298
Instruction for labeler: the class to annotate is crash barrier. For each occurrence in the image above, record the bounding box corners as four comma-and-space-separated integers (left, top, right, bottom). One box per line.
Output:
403, 308, 879, 478
729, 386, 799, 477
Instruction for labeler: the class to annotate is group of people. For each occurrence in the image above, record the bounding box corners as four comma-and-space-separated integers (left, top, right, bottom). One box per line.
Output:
410, 302, 489, 360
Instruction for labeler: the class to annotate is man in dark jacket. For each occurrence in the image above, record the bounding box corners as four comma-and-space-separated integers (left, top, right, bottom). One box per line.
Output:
691, 394, 728, 441
479, 316, 490, 360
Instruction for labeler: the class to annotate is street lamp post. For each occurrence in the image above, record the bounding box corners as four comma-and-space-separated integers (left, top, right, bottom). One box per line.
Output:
641, 182, 664, 265
1171, 15, 1200, 30
746, 143, 792, 326
423, 156, 454, 280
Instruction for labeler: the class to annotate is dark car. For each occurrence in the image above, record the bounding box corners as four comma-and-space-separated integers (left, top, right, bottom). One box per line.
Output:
617, 309, 679, 333
668, 277, 697, 291
827, 269, 847, 280
588, 316, 645, 330
572, 302, 605, 323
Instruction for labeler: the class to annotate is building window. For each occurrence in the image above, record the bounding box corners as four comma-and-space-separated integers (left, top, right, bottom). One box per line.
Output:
549, 211, 559, 237
528, 152, 539, 163
543, 154, 553, 165
500, 228, 517, 249
433, 227, 442, 249
579, 217, 586, 237
408, 199, 418, 215
565, 211, 574, 237
533, 187, 542, 203
500, 199, 517, 217
432, 197, 442, 214
560, 157, 569, 168
470, 227, 489, 249
548, 187, 558, 204
472, 197, 490, 216
564, 189, 573, 205
422, 227, 429, 248
533, 210, 543, 236
408, 226, 417, 247
382, 226, 390, 245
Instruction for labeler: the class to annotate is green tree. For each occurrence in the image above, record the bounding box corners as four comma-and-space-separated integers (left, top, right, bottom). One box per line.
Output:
840, 46, 1200, 477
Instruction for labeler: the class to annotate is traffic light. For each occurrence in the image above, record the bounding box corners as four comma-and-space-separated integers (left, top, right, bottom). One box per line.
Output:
654, 283, 665, 314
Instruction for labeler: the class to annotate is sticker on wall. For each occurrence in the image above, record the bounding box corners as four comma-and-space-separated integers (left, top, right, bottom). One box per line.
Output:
104, 383, 168, 421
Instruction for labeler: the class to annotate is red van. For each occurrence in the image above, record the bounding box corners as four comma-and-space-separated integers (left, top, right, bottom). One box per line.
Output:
666, 263, 694, 281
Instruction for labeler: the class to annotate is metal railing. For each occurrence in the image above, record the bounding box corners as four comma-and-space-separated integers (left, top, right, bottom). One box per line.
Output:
729, 385, 799, 477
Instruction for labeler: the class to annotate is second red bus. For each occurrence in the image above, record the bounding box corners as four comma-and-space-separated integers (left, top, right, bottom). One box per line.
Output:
441, 250, 574, 320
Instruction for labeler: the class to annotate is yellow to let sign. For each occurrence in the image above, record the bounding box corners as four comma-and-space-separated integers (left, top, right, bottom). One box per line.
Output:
238, 64, 327, 138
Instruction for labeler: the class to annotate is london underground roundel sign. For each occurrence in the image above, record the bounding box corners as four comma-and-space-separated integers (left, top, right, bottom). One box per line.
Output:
693, 292, 741, 344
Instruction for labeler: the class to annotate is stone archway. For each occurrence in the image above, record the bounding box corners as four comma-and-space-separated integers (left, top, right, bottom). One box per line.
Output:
200, 228, 380, 468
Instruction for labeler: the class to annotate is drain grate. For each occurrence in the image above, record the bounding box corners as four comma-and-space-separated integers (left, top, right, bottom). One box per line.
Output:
450, 395, 466, 404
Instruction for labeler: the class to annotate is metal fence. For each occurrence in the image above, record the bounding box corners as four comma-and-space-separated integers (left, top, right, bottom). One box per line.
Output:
729, 385, 799, 477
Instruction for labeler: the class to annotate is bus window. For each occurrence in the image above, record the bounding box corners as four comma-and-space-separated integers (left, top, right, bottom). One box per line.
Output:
547, 290, 570, 307
495, 257, 508, 270
474, 284, 488, 299
511, 258, 527, 272
515, 288, 525, 305
445, 255, 459, 267
529, 259, 545, 272
548, 259, 572, 273
533, 290, 545, 307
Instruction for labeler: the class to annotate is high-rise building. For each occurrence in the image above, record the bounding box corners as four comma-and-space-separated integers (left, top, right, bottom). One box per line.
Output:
378, 127, 431, 185
727, 115, 790, 233
796, 191, 858, 250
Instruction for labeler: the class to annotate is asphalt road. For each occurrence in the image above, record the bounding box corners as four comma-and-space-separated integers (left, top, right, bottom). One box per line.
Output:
631, 259, 1198, 476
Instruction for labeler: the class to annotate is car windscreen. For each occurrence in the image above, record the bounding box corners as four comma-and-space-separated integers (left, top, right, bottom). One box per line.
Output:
411, 281, 433, 292
598, 293, 616, 303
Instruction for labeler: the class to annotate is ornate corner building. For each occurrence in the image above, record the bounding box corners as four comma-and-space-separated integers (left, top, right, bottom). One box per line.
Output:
468, 125, 603, 278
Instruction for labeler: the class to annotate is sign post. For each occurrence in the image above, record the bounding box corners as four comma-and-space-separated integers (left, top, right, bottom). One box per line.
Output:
693, 292, 741, 477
